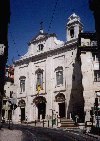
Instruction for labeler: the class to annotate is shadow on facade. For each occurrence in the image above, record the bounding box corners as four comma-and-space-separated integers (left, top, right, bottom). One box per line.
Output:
0, 0, 10, 127
67, 51, 85, 123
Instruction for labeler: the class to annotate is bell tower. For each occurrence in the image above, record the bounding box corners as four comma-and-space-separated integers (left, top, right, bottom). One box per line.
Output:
66, 13, 83, 41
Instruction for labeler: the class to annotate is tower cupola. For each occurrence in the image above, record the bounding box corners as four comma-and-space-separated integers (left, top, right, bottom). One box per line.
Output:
66, 13, 83, 41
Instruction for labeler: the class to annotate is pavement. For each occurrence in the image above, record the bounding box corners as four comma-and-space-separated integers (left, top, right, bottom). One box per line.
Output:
0, 122, 100, 141
0, 127, 38, 141
0, 128, 23, 141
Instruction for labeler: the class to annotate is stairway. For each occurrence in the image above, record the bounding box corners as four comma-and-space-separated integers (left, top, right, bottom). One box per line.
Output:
60, 118, 79, 129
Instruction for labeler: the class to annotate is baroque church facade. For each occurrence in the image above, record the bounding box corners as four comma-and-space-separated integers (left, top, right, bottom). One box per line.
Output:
13, 13, 99, 123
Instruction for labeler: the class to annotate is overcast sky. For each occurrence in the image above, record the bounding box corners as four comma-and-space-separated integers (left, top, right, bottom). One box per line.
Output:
8, 0, 95, 65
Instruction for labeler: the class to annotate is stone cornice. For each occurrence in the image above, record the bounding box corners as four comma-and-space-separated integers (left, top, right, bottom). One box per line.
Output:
28, 33, 56, 45
14, 40, 78, 67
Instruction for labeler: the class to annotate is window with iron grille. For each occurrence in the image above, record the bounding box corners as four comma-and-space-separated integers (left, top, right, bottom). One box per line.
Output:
38, 44, 44, 51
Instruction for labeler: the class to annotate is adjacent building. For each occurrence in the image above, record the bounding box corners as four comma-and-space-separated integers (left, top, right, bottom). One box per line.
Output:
78, 32, 100, 122
0, 0, 10, 126
2, 65, 15, 121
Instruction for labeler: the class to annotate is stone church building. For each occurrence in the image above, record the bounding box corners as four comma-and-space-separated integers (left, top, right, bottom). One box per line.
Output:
13, 13, 99, 123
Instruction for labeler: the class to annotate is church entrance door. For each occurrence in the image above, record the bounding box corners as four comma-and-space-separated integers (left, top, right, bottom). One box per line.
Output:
33, 96, 46, 120
21, 108, 25, 122
38, 102, 46, 119
59, 102, 65, 118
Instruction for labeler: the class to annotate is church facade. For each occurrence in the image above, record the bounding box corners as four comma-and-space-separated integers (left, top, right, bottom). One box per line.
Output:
13, 13, 99, 123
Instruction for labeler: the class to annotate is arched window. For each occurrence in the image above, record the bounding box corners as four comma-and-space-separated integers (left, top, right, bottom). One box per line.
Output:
55, 66, 63, 86
70, 27, 74, 38
35, 69, 43, 90
19, 76, 26, 93
38, 44, 44, 51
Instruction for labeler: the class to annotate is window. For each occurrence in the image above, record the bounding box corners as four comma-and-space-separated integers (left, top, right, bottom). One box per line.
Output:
91, 41, 97, 46
36, 69, 43, 90
98, 97, 100, 105
19, 76, 26, 93
96, 92, 100, 104
72, 75, 75, 81
70, 28, 74, 38
10, 91, 13, 98
55, 67, 63, 86
38, 44, 44, 51
94, 70, 100, 82
20, 79, 25, 92
92, 53, 99, 61
79, 28, 82, 34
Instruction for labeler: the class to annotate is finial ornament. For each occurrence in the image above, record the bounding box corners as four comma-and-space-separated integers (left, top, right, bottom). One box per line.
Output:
40, 21, 44, 33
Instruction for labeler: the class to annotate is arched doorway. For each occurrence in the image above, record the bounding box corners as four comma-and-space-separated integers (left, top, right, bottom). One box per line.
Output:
55, 93, 66, 118
33, 96, 46, 120
18, 99, 26, 122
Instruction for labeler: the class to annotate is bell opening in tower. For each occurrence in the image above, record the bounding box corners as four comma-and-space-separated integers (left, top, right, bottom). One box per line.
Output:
70, 28, 74, 38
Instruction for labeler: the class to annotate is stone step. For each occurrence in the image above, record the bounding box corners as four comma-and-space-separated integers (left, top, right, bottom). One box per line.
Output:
61, 123, 76, 127
60, 118, 78, 128
61, 121, 75, 124
61, 125, 76, 127
60, 118, 73, 121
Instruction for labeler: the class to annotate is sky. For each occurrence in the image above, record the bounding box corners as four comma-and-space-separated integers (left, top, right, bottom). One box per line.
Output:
8, 0, 95, 65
